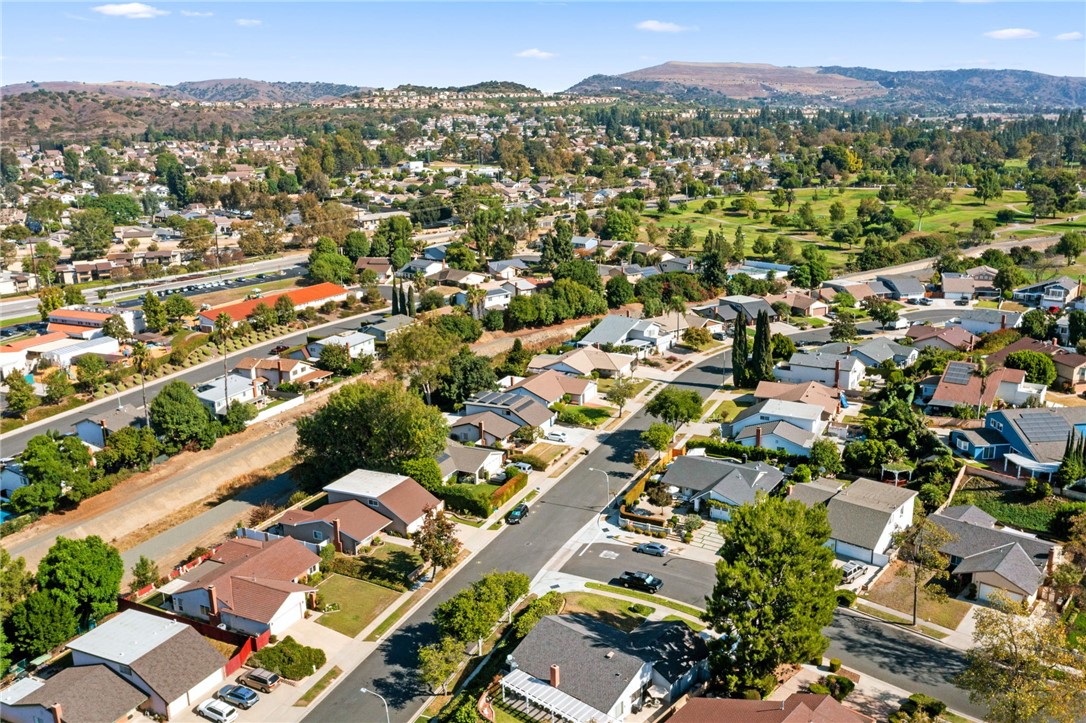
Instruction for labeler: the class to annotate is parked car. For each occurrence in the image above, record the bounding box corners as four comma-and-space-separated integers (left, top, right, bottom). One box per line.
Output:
505, 503, 529, 524
237, 668, 280, 693
216, 685, 259, 710
271, 345, 290, 354
917, 297, 933, 306
634, 542, 669, 557
618, 571, 663, 593
545, 430, 568, 443
512, 461, 534, 473
196, 699, 238, 723
954, 297, 970, 306
841, 561, 865, 584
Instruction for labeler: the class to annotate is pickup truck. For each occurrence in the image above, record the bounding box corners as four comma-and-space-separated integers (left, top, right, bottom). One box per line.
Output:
618, 571, 663, 594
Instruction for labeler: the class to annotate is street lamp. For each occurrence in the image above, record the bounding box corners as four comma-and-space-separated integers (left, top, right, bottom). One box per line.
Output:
586, 467, 612, 554
360, 687, 390, 723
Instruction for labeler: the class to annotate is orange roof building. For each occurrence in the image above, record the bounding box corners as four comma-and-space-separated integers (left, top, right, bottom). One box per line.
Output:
196, 282, 348, 330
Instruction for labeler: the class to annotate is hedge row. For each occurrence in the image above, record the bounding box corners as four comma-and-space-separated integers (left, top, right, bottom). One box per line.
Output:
509, 453, 547, 471
491, 472, 528, 509
247, 636, 326, 681
624, 474, 649, 509
436, 483, 495, 518
685, 438, 807, 467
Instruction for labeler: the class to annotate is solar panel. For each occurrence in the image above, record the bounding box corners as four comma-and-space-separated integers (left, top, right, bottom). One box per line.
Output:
944, 362, 975, 385
1016, 412, 1071, 443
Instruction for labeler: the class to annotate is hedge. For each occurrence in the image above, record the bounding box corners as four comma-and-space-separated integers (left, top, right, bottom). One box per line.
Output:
491, 472, 528, 509
436, 483, 495, 518
685, 438, 807, 467
247, 636, 326, 680
325, 554, 408, 592
509, 453, 546, 471
624, 474, 649, 509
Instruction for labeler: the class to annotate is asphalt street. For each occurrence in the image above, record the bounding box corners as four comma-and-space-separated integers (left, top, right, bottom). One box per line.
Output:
0, 310, 385, 456
561, 542, 714, 608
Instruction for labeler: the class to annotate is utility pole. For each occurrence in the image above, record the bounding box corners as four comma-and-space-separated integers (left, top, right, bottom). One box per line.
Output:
212, 229, 223, 282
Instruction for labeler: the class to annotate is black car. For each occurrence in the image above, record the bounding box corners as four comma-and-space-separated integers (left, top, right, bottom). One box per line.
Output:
505, 503, 528, 524
271, 345, 290, 355
618, 571, 663, 594
954, 297, 970, 306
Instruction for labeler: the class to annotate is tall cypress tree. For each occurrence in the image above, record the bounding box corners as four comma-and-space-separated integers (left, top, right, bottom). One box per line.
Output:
407, 285, 416, 317
731, 311, 749, 388
750, 310, 775, 384
391, 279, 401, 315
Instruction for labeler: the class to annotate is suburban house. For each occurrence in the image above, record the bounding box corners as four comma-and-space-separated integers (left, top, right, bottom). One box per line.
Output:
967, 265, 999, 283
986, 337, 1086, 391
194, 373, 266, 415
234, 356, 331, 389
931, 505, 1056, 604
658, 256, 695, 273
502, 277, 539, 297
430, 267, 488, 287
713, 295, 777, 325
728, 399, 827, 457
39, 336, 120, 369
449, 411, 521, 446
452, 284, 514, 311
647, 311, 725, 339
753, 380, 840, 419
507, 370, 598, 406
875, 274, 926, 301
820, 338, 918, 369
905, 325, 978, 352
0, 665, 149, 723
64, 609, 228, 719
820, 280, 881, 305
660, 456, 785, 520
488, 258, 531, 280
667, 693, 872, 723
925, 361, 1046, 413
324, 469, 443, 536
528, 346, 635, 378
941, 273, 980, 301
305, 330, 377, 359
274, 500, 391, 554
571, 235, 599, 252
949, 407, 1086, 478
463, 391, 557, 432
577, 315, 673, 356
167, 537, 319, 636
359, 314, 415, 343
765, 292, 830, 318
1013, 276, 1081, 310
355, 257, 395, 283
949, 309, 1023, 336
196, 282, 349, 331
73, 404, 144, 448
773, 351, 866, 391
817, 478, 917, 566
733, 421, 820, 457
437, 440, 506, 483
396, 258, 443, 279
500, 615, 707, 722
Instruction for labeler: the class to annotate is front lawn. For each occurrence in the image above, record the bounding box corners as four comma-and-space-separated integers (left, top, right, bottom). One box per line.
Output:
561, 591, 652, 632
563, 405, 614, 427
952, 477, 1086, 538
316, 574, 402, 638
862, 560, 971, 631
360, 544, 425, 588
525, 442, 566, 465
596, 377, 651, 397
707, 397, 753, 423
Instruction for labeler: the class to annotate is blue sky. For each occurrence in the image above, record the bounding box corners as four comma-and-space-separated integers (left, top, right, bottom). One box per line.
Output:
3, 2, 1084, 91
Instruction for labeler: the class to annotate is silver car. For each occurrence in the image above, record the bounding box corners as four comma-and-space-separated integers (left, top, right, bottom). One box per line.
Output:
635, 542, 669, 557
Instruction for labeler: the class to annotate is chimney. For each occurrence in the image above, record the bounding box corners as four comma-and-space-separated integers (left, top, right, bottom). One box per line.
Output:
207, 585, 218, 618
846, 344, 852, 355
550, 664, 560, 688
834, 359, 842, 389
755, 426, 762, 448
478, 420, 486, 444
51, 704, 62, 723
1053, 338, 1059, 347
1001, 314, 1007, 330
332, 518, 343, 553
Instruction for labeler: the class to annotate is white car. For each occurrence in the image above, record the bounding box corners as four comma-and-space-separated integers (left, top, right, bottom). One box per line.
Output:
545, 430, 568, 443
512, 462, 534, 473
196, 699, 239, 723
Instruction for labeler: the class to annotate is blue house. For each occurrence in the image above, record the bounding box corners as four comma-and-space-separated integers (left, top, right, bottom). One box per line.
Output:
949, 427, 1010, 462
952, 407, 1086, 478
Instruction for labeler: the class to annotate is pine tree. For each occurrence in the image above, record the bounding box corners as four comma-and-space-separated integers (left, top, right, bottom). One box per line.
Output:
732, 226, 746, 263
731, 312, 749, 388
391, 279, 401, 315
749, 310, 775, 384
407, 285, 416, 317
399, 285, 408, 316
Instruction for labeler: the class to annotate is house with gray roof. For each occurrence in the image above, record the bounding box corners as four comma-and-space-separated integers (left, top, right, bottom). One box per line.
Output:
660, 456, 784, 520
1013, 275, 1081, 310
501, 614, 707, 722
714, 295, 777, 325
875, 275, 925, 301
576, 315, 673, 356
463, 390, 556, 431
773, 351, 866, 391
825, 478, 916, 566
360, 314, 415, 343
949, 308, 1023, 336
0, 665, 148, 723
437, 440, 506, 483
931, 505, 1056, 604
820, 338, 918, 369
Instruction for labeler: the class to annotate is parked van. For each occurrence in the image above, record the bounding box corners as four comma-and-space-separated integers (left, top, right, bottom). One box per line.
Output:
237, 668, 280, 693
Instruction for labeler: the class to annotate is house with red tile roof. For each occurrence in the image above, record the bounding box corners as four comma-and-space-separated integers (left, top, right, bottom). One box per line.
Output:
196, 282, 348, 331
668, 694, 872, 723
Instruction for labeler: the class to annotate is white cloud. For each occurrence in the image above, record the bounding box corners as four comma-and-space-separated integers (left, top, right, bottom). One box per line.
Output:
1056, 31, 1084, 41
181, 10, 213, 17
92, 3, 168, 19
635, 19, 695, 33
235, 18, 261, 27
983, 27, 1039, 40
515, 48, 556, 60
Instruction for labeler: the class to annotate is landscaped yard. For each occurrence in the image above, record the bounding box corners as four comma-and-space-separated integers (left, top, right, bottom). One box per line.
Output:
952, 476, 1086, 538
562, 404, 614, 427
525, 442, 567, 465
359, 544, 425, 589
596, 377, 651, 397
316, 574, 402, 637
707, 396, 753, 423
561, 591, 653, 632
862, 560, 971, 631
1068, 610, 1086, 651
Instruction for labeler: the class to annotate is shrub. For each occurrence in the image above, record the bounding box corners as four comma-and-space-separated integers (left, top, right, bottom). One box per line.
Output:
836, 590, 857, 608
509, 453, 546, 471
512, 591, 564, 638
808, 683, 830, 695
247, 636, 326, 680
828, 657, 842, 672
629, 603, 653, 615
903, 693, 946, 717
435, 484, 494, 518
824, 674, 855, 701
490, 473, 528, 509
740, 689, 762, 700
557, 407, 592, 426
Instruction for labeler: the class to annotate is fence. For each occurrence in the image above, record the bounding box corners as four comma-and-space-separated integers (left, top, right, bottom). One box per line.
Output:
246, 392, 305, 426
965, 465, 1026, 488
236, 526, 326, 555
620, 517, 669, 536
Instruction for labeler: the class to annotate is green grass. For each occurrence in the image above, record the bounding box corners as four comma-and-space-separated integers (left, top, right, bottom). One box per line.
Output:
564, 405, 614, 427
316, 575, 401, 638
1068, 612, 1086, 651
0, 313, 40, 328
561, 591, 652, 632
663, 614, 706, 632
293, 666, 342, 706
365, 596, 415, 641
706, 397, 753, 423
584, 582, 706, 618
953, 477, 1086, 539
596, 377, 651, 398
361, 544, 425, 588
0, 395, 89, 434
854, 602, 949, 640
804, 317, 828, 328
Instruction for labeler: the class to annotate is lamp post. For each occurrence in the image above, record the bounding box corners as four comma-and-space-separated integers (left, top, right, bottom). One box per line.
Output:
360, 687, 389, 723
586, 467, 611, 554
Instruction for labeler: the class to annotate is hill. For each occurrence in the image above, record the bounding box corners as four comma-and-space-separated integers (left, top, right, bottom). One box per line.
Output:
567, 61, 1086, 111
0, 80, 177, 99
172, 78, 362, 103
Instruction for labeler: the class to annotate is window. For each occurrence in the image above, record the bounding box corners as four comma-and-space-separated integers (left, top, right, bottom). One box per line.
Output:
983, 446, 996, 460
119, 664, 133, 676
367, 499, 379, 507
956, 439, 969, 452
313, 530, 324, 541
990, 420, 1003, 431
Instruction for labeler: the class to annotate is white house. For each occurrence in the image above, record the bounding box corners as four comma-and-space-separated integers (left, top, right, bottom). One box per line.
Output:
194, 373, 265, 416
773, 351, 866, 391
577, 315, 673, 356
306, 330, 376, 360
948, 309, 1023, 336
824, 478, 917, 566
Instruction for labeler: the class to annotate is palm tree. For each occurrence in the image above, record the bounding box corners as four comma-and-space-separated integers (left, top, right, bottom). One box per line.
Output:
666, 295, 686, 346
975, 358, 991, 418
131, 341, 152, 427
465, 287, 486, 320
214, 313, 233, 412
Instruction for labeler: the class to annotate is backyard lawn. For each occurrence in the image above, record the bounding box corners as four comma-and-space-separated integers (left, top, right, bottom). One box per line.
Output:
316, 574, 402, 638
561, 591, 653, 633
862, 560, 971, 631
952, 477, 1086, 538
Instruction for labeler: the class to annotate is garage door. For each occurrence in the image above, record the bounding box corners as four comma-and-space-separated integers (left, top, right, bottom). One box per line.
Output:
269, 597, 306, 636
978, 582, 1023, 604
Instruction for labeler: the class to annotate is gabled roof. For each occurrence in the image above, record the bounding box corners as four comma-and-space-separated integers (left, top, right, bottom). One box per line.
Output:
786, 351, 864, 372
876, 275, 926, 296
660, 456, 785, 503
906, 324, 978, 350
929, 362, 1028, 408
279, 499, 391, 544
932, 505, 1055, 589
577, 314, 660, 347
450, 411, 521, 440
669, 694, 872, 723
437, 440, 503, 479
789, 477, 846, 508
734, 419, 817, 448
529, 346, 635, 375
953, 308, 1023, 327
820, 338, 916, 366
733, 398, 824, 425
8, 665, 147, 723
507, 370, 592, 403
825, 478, 916, 551
953, 542, 1043, 595
753, 380, 839, 417
467, 390, 555, 427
